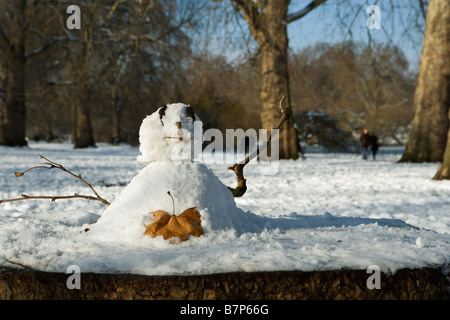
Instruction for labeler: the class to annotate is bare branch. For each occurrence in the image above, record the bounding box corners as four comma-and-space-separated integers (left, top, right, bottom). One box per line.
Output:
25, 28, 82, 58
0, 155, 110, 206
418, 0, 427, 20
39, 155, 108, 203
286, 0, 327, 24
0, 193, 108, 205
0, 22, 14, 63
228, 96, 290, 197
101, 0, 128, 26
0, 21, 12, 49
232, 0, 266, 41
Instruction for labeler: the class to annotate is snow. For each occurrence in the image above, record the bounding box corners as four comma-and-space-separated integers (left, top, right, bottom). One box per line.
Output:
1, 105, 450, 278
88, 162, 250, 243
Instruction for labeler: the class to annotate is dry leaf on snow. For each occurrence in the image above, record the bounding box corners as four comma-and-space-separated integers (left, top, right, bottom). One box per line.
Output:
144, 192, 204, 241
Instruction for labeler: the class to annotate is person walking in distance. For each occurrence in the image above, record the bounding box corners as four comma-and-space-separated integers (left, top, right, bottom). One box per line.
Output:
360, 129, 370, 160
369, 132, 379, 160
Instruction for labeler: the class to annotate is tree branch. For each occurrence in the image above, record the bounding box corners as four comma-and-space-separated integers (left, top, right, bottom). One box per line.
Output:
25, 28, 82, 58
0, 22, 14, 63
417, 0, 428, 21
286, 0, 327, 23
0, 22, 12, 49
228, 96, 290, 197
101, 0, 128, 26
0, 155, 110, 206
0, 193, 107, 205
232, 0, 266, 43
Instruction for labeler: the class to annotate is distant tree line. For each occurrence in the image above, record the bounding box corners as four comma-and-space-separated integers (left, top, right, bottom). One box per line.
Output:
0, 0, 419, 150
0, 0, 209, 147
290, 41, 416, 144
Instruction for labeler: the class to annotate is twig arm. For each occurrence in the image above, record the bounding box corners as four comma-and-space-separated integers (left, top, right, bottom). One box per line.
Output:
227, 96, 290, 197
0, 193, 110, 205
38, 155, 105, 200
227, 163, 247, 197
1, 155, 110, 206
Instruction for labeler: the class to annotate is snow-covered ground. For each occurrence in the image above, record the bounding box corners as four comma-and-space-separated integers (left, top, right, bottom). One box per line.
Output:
0, 142, 449, 275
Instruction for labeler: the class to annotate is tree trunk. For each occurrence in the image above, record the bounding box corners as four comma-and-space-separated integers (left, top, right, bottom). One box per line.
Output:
72, 87, 95, 148
399, 0, 450, 163
259, 2, 299, 160
236, 0, 300, 160
434, 121, 450, 180
0, 65, 4, 143
432, 0, 450, 180
0, 0, 27, 147
0, 66, 27, 146
73, 104, 95, 148
70, 26, 96, 149
111, 87, 121, 145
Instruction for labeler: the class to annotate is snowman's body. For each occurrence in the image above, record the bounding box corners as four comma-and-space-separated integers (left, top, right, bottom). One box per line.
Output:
88, 104, 248, 243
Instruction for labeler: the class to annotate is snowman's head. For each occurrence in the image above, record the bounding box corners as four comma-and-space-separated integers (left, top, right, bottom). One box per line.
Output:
137, 103, 203, 162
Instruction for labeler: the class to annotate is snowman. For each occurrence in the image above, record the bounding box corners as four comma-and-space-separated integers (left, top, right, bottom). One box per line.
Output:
87, 103, 251, 243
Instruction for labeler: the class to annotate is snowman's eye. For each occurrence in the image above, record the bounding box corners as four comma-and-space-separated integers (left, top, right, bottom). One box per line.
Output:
186, 106, 195, 121
159, 105, 167, 126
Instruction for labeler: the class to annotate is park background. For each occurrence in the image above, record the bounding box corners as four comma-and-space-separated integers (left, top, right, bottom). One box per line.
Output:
1, 0, 450, 301
0, 0, 430, 154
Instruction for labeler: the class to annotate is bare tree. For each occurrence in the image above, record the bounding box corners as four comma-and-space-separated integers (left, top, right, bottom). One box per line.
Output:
76, 0, 203, 145
399, 0, 450, 163
230, 0, 326, 160
0, 0, 35, 146
0, 0, 80, 146
431, 0, 450, 179
435, 132, 450, 180
289, 41, 415, 145
0, 62, 6, 142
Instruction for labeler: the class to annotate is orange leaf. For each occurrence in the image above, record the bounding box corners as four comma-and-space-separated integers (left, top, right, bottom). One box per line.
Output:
144, 207, 204, 241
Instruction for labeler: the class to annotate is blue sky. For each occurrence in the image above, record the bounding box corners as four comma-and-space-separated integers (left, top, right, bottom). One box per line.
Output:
197, 1, 425, 73
287, 0, 425, 72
